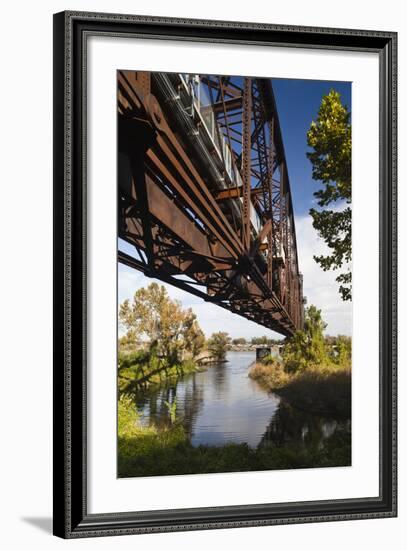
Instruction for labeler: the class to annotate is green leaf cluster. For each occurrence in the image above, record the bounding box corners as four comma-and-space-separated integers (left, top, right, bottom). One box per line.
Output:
281, 305, 352, 374
307, 90, 352, 301
282, 305, 329, 373
119, 282, 205, 363
206, 331, 231, 361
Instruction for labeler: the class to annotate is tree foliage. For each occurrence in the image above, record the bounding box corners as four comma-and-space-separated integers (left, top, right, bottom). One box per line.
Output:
307, 90, 352, 301
207, 331, 231, 361
251, 335, 270, 345
283, 305, 328, 373
118, 328, 139, 353
232, 337, 247, 345
325, 334, 352, 367
119, 282, 205, 363
282, 306, 352, 374
251, 336, 281, 346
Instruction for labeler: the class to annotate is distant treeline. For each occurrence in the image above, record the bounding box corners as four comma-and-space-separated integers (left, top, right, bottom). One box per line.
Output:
230, 336, 282, 346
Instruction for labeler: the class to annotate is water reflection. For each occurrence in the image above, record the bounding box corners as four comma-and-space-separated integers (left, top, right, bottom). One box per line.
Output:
134, 352, 349, 451
260, 400, 349, 452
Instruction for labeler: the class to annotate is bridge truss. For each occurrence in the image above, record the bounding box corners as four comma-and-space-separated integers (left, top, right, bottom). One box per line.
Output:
118, 70, 304, 336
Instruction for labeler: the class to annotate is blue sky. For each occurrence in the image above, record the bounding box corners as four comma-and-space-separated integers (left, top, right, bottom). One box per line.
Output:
118, 77, 352, 339
272, 78, 351, 217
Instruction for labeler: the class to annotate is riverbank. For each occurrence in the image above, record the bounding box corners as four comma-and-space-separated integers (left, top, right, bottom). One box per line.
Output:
118, 350, 204, 393
249, 360, 351, 417
118, 395, 351, 477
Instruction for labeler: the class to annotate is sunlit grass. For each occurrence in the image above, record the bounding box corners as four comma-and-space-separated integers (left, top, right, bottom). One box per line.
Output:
117, 395, 351, 478
118, 351, 201, 393
249, 359, 351, 417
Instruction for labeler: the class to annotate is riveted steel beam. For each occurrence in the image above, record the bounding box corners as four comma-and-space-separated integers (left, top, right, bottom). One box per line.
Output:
117, 70, 304, 336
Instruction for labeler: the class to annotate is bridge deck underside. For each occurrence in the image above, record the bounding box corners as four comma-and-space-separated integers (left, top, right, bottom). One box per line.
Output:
117, 70, 304, 337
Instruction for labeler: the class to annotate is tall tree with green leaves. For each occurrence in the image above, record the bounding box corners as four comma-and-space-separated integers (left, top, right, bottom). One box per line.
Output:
307, 89, 352, 301
283, 305, 328, 372
119, 282, 205, 363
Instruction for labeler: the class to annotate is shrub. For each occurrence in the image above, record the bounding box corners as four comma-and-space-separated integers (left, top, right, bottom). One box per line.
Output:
249, 361, 351, 417
206, 332, 231, 361
261, 354, 278, 365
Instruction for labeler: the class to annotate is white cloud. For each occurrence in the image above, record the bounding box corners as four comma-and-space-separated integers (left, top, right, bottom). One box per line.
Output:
118, 218, 352, 338
118, 263, 283, 339
295, 214, 352, 336
118, 265, 196, 307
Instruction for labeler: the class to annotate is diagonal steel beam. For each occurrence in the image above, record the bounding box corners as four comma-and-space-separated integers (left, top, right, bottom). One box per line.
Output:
242, 77, 252, 252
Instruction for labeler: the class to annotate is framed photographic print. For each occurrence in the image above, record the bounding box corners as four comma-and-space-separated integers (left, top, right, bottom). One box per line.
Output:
53, 11, 397, 538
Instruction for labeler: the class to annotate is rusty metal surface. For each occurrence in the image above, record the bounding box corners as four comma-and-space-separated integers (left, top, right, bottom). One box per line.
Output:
117, 70, 304, 336
242, 77, 252, 252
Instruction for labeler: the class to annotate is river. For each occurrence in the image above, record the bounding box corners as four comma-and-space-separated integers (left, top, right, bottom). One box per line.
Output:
135, 351, 349, 450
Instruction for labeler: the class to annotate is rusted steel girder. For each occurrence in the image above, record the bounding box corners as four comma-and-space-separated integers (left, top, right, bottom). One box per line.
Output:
242, 77, 252, 252
117, 70, 304, 336
214, 186, 265, 201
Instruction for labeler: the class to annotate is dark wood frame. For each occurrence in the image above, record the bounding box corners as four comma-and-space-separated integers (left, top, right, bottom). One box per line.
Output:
53, 10, 397, 538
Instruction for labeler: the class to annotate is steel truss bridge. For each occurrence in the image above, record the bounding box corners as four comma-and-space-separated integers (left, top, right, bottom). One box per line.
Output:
118, 70, 304, 337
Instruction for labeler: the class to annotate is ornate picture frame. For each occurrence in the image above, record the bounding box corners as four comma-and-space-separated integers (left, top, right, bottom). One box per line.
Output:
53, 11, 397, 538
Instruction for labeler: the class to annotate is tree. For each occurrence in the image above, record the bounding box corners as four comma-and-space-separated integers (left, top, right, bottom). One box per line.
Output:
283, 305, 328, 372
334, 335, 352, 366
307, 90, 352, 301
232, 337, 247, 345
325, 334, 352, 367
251, 335, 269, 345
118, 329, 139, 353
119, 282, 205, 364
207, 332, 231, 361
181, 308, 206, 358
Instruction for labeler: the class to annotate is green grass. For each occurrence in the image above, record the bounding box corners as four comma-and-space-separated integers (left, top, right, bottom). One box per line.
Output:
249, 359, 351, 417
117, 396, 351, 478
118, 351, 201, 394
